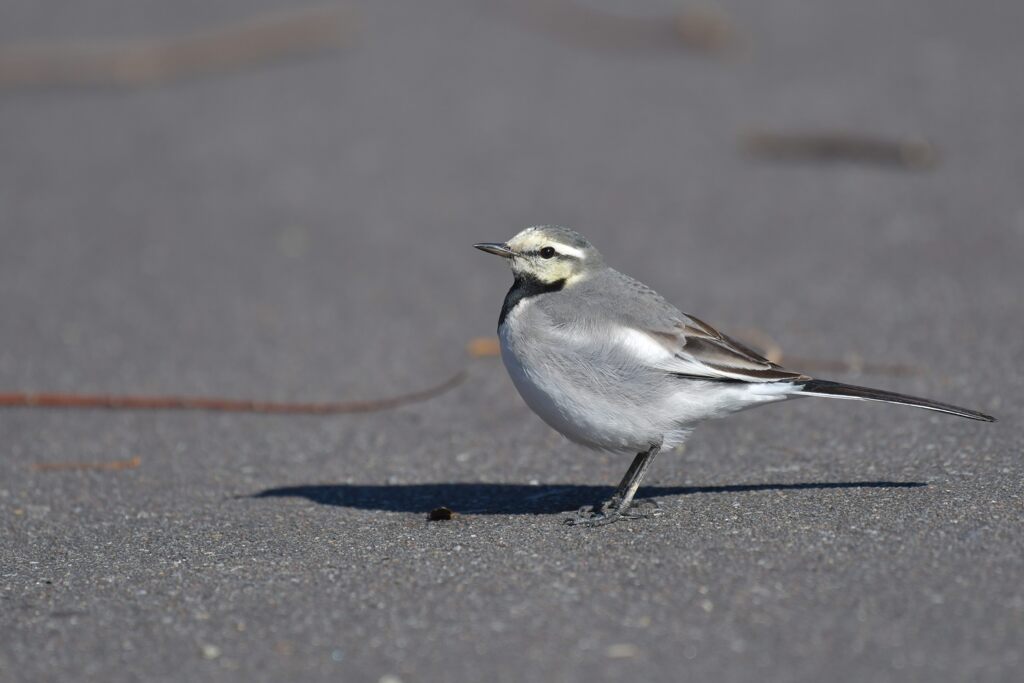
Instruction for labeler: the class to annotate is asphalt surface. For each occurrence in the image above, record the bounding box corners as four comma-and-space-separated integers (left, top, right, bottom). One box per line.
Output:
2, 1, 1022, 681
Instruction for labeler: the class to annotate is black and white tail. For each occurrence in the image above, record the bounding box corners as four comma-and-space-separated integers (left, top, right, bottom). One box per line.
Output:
798, 379, 995, 422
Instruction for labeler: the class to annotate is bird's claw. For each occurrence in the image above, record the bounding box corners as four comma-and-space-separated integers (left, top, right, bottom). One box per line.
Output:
563, 498, 661, 527
564, 504, 621, 527
622, 498, 663, 518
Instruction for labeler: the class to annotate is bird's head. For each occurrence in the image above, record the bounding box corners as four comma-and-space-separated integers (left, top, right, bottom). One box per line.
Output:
474, 225, 603, 286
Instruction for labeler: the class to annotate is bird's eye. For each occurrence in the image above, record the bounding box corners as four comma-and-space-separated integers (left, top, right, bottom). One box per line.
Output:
540, 247, 556, 259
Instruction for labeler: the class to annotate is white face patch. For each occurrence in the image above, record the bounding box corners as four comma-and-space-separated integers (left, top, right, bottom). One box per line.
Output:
503, 227, 593, 284
552, 244, 586, 260
507, 230, 586, 261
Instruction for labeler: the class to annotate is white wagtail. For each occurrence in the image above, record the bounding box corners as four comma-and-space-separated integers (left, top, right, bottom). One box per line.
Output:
475, 225, 995, 526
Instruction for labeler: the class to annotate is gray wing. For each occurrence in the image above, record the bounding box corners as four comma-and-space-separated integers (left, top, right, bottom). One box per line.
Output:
546, 268, 808, 383
645, 314, 809, 383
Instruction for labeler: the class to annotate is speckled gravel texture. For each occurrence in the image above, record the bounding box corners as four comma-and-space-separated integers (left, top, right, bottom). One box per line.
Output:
1, 1, 1022, 682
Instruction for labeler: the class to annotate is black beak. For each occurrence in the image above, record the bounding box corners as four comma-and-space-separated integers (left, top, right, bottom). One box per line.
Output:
473, 242, 514, 258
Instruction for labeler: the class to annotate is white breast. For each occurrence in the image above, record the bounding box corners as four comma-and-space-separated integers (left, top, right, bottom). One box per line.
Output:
497, 301, 658, 452
499, 306, 583, 440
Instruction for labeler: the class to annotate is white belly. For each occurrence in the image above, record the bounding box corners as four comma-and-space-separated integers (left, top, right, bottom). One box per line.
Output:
500, 338, 583, 439
498, 318, 659, 452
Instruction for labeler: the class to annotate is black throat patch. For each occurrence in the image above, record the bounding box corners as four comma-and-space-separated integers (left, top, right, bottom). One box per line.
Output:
498, 275, 566, 329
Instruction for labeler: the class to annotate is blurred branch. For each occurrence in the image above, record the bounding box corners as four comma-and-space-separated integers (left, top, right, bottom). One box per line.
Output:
782, 356, 921, 377
0, 5, 358, 89
734, 327, 922, 377
0, 370, 465, 414
32, 456, 141, 472
742, 131, 939, 170
467, 337, 502, 358
515, 1, 736, 54
731, 327, 784, 364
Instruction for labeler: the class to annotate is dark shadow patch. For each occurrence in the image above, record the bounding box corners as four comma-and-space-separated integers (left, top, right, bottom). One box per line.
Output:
249, 481, 926, 515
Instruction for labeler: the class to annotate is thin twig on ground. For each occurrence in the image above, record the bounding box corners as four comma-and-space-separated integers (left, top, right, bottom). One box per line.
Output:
516, 1, 736, 54
0, 5, 357, 88
467, 337, 502, 358
734, 327, 921, 377
32, 456, 142, 472
0, 370, 466, 415
742, 131, 939, 170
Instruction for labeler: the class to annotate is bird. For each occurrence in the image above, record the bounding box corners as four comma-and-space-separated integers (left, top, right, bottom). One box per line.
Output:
474, 225, 995, 526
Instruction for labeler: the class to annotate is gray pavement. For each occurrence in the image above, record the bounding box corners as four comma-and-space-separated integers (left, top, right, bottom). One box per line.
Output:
1, 1, 1022, 681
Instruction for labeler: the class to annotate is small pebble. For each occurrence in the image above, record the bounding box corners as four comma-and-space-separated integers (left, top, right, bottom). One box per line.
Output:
606, 643, 639, 658
427, 507, 456, 521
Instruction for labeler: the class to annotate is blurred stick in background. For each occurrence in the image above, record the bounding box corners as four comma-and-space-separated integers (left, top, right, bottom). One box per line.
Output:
0, 370, 465, 415
515, 1, 736, 54
0, 5, 358, 89
32, 456, 142, 472
742, 130, 940, 170
733, 327, 922, 377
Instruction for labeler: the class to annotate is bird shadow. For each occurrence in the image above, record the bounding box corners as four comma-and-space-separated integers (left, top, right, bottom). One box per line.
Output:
250, 481, 926, 515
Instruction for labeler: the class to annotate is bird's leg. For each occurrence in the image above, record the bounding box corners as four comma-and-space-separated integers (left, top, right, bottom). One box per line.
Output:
566, 443, 662, 527
603, 444, 661, 514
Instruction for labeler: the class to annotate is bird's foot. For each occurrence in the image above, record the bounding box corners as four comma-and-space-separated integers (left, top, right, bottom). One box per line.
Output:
563, 498, 661, 527
564, 505, 622, 527
622, 498, 662, 519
